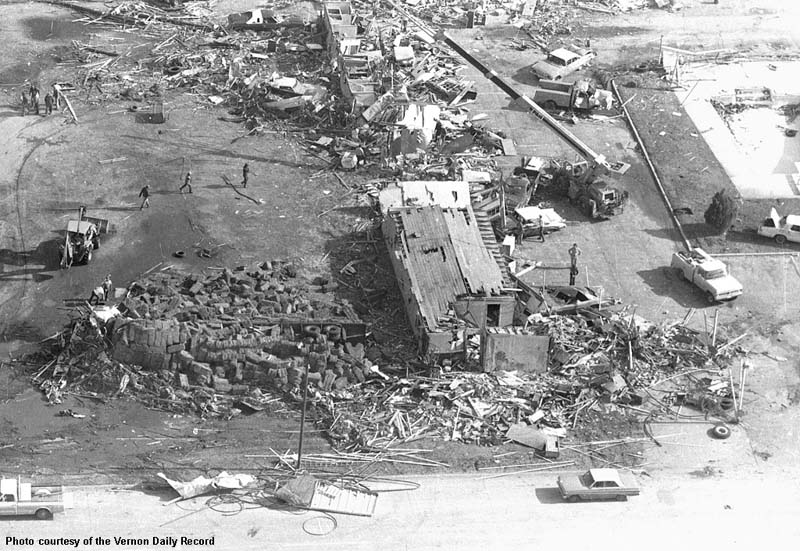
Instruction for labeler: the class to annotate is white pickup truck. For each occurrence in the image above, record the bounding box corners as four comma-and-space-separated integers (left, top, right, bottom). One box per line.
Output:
0, 477, 71, 520
671, 247, 743, 303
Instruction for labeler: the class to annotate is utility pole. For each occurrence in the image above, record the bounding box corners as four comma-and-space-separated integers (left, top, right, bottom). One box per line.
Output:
295, 363, 310, 471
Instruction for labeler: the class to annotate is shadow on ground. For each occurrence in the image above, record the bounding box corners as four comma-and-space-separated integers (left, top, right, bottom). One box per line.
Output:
0, 238, 62, 281
636, 266, 724, 309
534, 487, 564, 504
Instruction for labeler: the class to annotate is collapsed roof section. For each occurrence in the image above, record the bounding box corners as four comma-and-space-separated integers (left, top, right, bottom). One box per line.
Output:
380, 182, 515, 359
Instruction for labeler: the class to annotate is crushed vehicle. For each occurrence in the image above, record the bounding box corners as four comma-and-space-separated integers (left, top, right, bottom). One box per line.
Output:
532, 79, 613, 112
522, 286, 620, 315
757, 207, 800, 244
671, 247, 743, 303
0, 476, 71, 519
59, 207, 109, 269
557, 468, 640, 502
513, 205, 566, 237
530, 47, 596, 81
555, 161, 628, 219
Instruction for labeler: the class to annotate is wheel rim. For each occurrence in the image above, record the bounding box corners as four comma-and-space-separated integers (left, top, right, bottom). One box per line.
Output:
775, 235, 787, 245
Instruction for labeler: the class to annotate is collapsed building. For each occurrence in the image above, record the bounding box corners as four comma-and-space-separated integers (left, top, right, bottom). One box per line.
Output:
323, 1, 383, 107
378, 181, 550, 372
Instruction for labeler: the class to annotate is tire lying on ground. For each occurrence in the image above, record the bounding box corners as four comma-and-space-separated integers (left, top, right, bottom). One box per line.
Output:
711, 424, 732, 440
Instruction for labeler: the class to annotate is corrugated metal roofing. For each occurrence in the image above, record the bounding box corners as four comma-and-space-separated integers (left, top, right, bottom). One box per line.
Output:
394, 206, 505, 330
378, 181, 471, 213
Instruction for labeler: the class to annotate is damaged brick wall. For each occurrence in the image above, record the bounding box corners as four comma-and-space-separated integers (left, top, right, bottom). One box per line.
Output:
106, 263, 376, 395
111, 319, 187, 371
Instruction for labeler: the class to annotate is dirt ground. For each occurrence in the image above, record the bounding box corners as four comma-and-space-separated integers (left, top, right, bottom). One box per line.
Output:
1, 0, 800, 484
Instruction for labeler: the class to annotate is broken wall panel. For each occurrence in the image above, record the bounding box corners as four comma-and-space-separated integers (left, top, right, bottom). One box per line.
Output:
483, 332, 550, 373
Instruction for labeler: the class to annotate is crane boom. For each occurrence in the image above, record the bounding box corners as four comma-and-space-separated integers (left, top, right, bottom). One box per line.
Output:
386, 0, 609, 169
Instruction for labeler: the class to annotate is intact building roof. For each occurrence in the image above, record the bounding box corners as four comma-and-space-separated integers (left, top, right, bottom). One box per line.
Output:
391, 206, 506, 330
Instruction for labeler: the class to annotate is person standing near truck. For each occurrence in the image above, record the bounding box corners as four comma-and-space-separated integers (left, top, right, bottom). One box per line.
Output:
568, 243, 582, 268
568, 243, 581, 285
44, 92, 54, 115
20, 89, 29, 116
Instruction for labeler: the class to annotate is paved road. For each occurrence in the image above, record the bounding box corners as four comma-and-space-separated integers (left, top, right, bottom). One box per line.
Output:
449, 29, 701, 326
3, 472, 799, 551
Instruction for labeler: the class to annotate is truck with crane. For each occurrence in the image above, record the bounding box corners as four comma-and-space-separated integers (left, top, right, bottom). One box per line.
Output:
386, 1, 628, 220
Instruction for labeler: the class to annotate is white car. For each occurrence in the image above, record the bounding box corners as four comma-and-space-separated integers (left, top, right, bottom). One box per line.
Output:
530, 48, 596, 81
757, 207, 800, 244
671, 247, 743, 303
514, 206, 566, 236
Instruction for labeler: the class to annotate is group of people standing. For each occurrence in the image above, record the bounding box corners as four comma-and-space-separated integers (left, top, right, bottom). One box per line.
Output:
21, 83, 61, 116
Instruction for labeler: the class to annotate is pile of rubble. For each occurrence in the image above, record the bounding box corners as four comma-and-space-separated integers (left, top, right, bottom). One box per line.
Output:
32, 261, 379, 418
316, 308, 741, 449
31, 261, 742, 452
54, 0, 528, 173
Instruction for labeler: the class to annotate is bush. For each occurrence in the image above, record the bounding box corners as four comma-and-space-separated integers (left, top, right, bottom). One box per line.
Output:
704, 190, 740, 234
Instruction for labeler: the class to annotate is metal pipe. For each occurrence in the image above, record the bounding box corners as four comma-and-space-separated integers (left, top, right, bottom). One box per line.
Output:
295, 363, 310, 471
610, 79, 692, 251
712, 252, 800, 257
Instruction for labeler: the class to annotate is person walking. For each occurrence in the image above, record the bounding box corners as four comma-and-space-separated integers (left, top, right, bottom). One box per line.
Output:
102, 274, 113, 301
44, 92, 54, 115
180, 171, 192, 194
138, 184, 151, 209
20, 90, 29, 116
538, 215, 546, 242
241, 163, 250, 188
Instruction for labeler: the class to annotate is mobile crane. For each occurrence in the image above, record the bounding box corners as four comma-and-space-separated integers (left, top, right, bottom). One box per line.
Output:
386, 1, 628, 219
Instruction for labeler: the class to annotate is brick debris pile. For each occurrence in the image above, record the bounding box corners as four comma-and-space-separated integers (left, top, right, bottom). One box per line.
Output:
31, 261, 381, 418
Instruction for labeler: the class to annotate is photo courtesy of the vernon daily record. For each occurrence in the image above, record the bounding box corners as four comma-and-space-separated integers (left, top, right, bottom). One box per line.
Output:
1, 0, 800, 549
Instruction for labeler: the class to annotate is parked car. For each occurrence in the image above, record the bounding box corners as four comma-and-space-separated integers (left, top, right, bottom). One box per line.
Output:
530, 48, 596, 81
757, 207, 800, 244
557, 468, 639, 502
514, 206, 566, 236
671, 247, 743, 303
